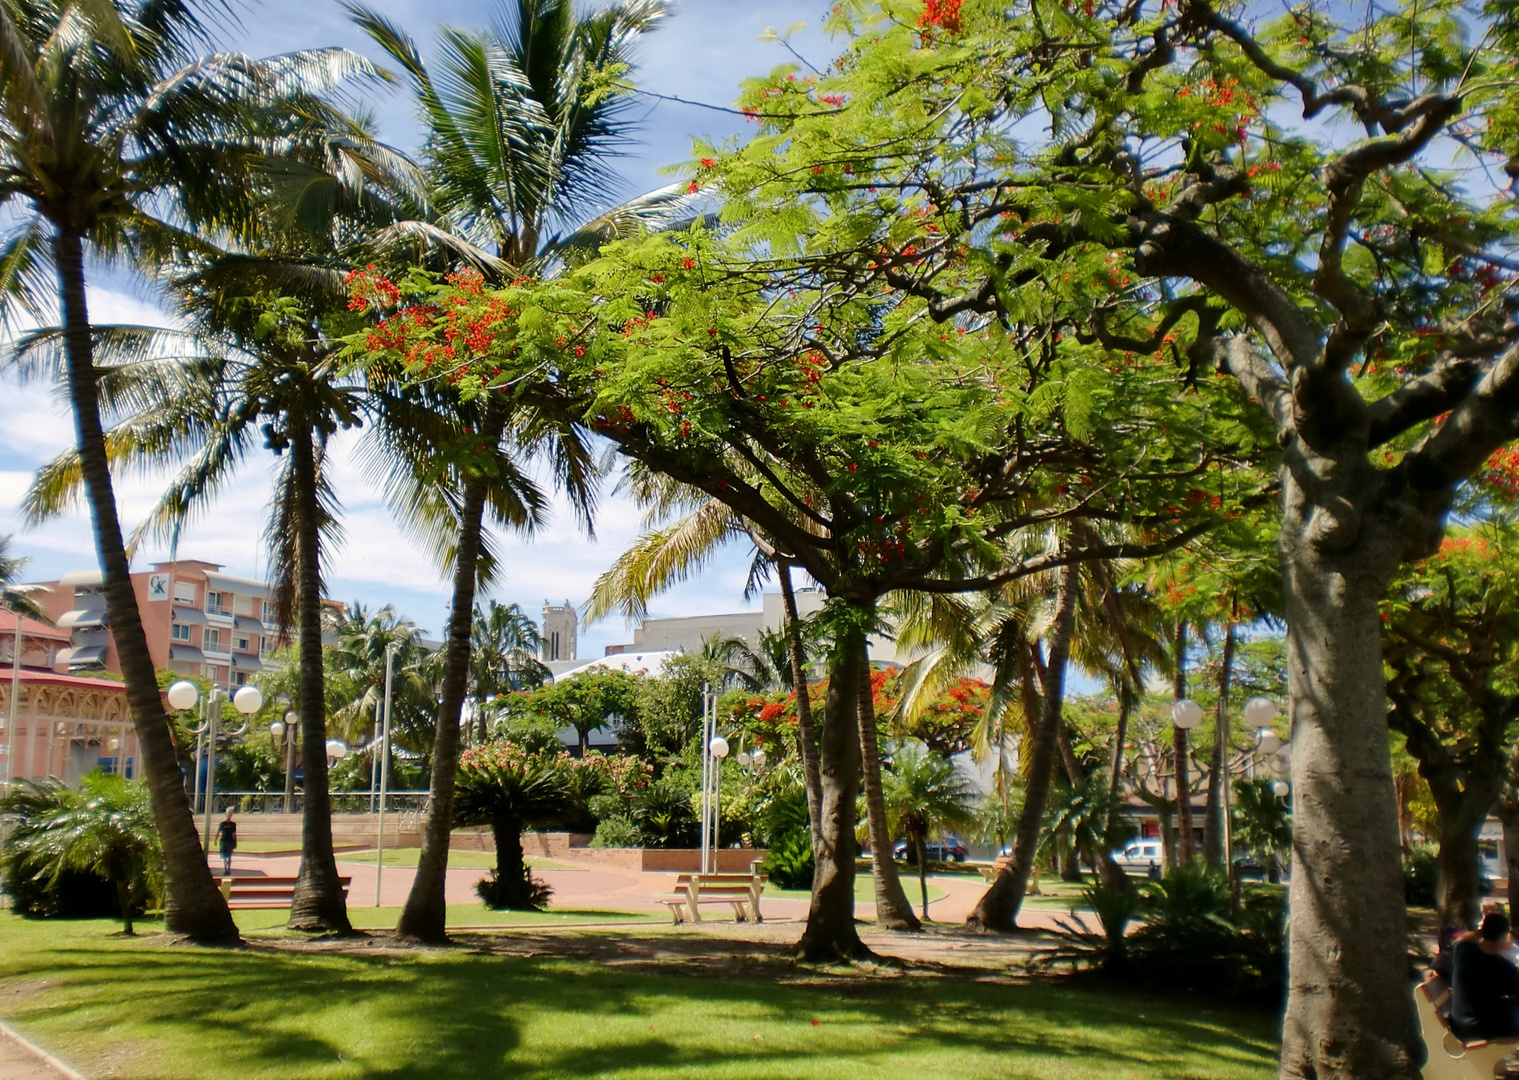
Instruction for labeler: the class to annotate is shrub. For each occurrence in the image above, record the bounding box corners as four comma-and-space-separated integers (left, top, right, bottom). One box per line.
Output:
590, 816, 643, 848
632, 778, 698, 848
475, 867, 553, 910
761, 827, 815, 890
1404, 844, 1439, 908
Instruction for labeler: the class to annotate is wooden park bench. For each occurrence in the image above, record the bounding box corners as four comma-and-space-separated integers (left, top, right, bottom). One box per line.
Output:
215, 874, 351, 910
660, 864, 767, 925
976, 857, 1039, 895
1416, 974, 1519, 1080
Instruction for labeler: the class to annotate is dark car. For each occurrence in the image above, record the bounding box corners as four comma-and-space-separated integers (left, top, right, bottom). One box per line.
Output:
892, 839, 967, 863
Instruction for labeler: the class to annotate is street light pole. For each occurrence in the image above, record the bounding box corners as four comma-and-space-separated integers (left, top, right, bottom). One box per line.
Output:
4, 621, 21, 792
201, 687, 220, 853
375, 644, 394, 907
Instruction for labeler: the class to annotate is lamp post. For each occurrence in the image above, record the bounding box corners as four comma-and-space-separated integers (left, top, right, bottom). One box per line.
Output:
708, 734, 729, 869
698, 682, 712, 874
375, 643, 394, 907
4, 618, 21, 794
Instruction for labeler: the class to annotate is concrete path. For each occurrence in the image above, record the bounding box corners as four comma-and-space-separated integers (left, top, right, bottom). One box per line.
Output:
0, 1023, 81, 1080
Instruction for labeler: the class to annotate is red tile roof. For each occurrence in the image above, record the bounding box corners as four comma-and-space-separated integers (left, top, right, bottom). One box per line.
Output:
0, 609, 72, 642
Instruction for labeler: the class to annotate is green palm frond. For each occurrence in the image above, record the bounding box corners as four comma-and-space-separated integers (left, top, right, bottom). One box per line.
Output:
585, 498, 742, 624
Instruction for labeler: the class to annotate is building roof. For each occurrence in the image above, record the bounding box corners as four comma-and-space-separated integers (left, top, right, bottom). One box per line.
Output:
551, 651, 678, 681
0, 609, 72, 643
8, 669, 130, 693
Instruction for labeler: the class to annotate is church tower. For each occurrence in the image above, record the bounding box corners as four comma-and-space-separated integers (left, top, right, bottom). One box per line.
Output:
541, 600, 577, 663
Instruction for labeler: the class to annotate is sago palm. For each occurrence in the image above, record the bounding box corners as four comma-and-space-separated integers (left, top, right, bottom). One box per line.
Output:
0, 0, 381, 942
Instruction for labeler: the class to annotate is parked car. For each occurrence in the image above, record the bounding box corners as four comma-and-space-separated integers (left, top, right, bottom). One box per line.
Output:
892, 839, 968, 863
1111, 840, 1163, 875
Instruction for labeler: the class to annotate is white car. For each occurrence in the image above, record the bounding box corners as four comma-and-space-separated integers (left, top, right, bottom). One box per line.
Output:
1111, 841, 1163, 875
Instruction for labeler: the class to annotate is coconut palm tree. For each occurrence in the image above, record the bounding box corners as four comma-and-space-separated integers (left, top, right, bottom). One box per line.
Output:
0, 536, 50, 625
348, 0, 683, 944
0, 0, 385, 942
328, 602, 433, 759
470, 600, 550, 739
882, 741, 976, 919
0, 774, 160, 934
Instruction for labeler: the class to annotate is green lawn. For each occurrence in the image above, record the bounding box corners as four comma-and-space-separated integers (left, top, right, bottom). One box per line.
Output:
334, 849, 579, 871
0, 914, 1279, 1080
232, 906, 657, 931
766, 877, 948, 904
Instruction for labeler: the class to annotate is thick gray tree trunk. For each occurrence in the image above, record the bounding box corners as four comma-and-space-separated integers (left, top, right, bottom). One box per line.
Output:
1277, 497, 1417, 1080
1203, 624, 1236, 867
855, 645, 920, 931
797, 637, 869, 961
779, 564, 822, 847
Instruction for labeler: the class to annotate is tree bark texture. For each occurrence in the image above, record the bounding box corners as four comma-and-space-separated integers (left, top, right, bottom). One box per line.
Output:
398, 463, 493, 942
489, 814, 533, 908
779, 564, 823, 848
53, 230, 238, 943
797, 637, 869, 961
855, 644, 920, 931
966, 563, 1079, 930
1435, 823, 1482, 931
1172, 622, 1194, 864
287, 419, 352, 933
1276, 496, 1418, 1080
1204, 624, 1236, 867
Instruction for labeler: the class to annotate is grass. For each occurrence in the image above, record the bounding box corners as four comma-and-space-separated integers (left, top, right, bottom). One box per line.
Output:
766, 877, 948, 904
0, 914, 1279, 1080
333, 849, 579, 871
231, 906, 658, 932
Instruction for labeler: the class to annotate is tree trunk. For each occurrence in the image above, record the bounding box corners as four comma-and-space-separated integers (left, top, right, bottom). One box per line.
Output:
287, 419, 351, 933
1109, 696, 1129, 798
1172, 621, 1194, 864
487, 813, 533, 909
797, 637, 869, 962
398, 462, 492, 942
1203, 624, 1236, 867
53, 230, 237, 943
1500, 797, 1519, 926
779, 564, 822, 847
916, 834, 930, 919
967, 562, 1079, 930
1436, 814, 1485, 930
115, 877, 134, 936
1276, 516, 1418, 1080
1056, 718, 1082, 785
855, 643, 920, 931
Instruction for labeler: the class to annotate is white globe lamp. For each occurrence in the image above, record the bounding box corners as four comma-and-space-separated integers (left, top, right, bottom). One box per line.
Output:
1171, 698, 1203, 730
709, 736, 730, 759
737, 750, 752, 767
1257, 728, 1282, 755
232, 685, 263, 715
1243, 697, 1277, 726
752, 749, 767, 768
269, 720, 286, 739
325, 739, 347, 761
1272, 779, 1291, 798
167, 680, 199, 711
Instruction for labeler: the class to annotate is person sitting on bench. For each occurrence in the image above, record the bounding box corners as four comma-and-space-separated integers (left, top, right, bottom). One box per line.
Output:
1452, 911, 1519, 1040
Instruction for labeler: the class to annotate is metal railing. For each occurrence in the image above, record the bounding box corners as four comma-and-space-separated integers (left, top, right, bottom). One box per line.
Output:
200, 790, 431, 818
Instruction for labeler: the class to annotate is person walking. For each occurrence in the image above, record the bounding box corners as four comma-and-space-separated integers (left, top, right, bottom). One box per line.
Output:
216, 808, 238, 877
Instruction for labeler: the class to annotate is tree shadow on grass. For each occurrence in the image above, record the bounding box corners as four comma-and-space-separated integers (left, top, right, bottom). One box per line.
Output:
0, 935, 1279, 1080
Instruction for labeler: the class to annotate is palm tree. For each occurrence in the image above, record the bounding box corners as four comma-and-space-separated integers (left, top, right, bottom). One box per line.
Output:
0, 774, 160, 934
0, 536, 50, 625
328, 602, 434, 771
470, 601, 550, 739
1233, 776, 1291, 884
882, 741, 976, 919
0, 0, 382, 943
349, 0, 679, 944
453, 740, 572, 909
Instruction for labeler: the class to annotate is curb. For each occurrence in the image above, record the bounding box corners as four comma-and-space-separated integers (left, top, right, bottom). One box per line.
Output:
0, 1020, 87, 1080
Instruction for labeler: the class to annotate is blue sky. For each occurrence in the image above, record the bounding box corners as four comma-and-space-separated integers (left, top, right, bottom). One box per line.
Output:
0, 0, 838, 654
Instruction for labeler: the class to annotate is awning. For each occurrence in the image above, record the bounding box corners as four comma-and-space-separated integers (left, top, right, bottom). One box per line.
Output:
56, 609, 107, 630
169, 644, 205, 662
172, 606, 207, 625
61, 646, 107, 667
233, 614, 265, 632
58, 570, 104, 587
231, 653, 264, 672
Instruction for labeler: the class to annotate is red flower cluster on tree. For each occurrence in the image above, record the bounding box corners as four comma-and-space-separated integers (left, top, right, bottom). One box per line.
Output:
1481, 446, 1519, 501
918, 0, 962, 33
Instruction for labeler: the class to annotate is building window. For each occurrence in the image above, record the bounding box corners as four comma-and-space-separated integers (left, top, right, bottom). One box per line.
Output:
235, 635, 250, 652
173, 580, 196, 603
231, 670, 249, 686
206, 591, 229, 616
171, 623, 191, 642
204, 628, 222, 651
